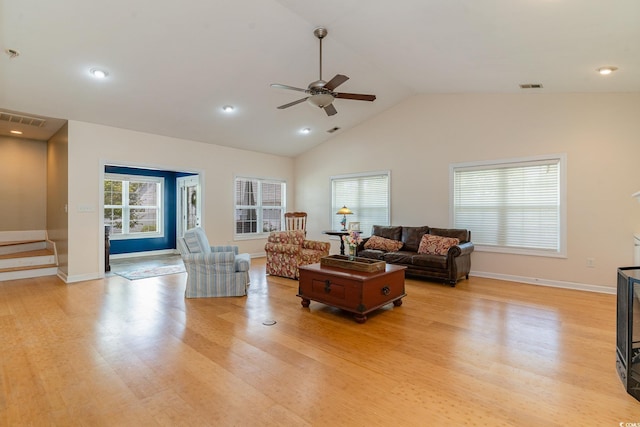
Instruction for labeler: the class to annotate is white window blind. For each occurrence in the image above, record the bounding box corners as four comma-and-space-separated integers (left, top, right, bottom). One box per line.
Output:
234, 177, 286, 237
451, 155, 566, 257
331, 172, 390, 236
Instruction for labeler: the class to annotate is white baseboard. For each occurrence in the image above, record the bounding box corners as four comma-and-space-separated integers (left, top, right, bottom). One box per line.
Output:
471, 270, 616, 294
64, 272, 104, 283
109, 249, 178, 260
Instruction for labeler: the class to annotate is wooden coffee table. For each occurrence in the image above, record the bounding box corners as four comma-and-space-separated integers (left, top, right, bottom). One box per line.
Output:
297, 263, 406, 323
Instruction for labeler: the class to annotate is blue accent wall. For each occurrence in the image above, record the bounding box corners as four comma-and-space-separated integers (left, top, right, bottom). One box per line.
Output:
106, 165, 180, 255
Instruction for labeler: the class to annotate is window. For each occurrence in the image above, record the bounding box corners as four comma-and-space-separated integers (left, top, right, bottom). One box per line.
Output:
450, 154, 566, 257
235, 177, 286, 238
104, 174, 164, 239
331, 171, 390, 236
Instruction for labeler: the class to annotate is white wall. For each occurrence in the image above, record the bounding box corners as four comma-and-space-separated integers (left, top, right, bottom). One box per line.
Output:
295, 93, 640, 291
66, 121, 294, 282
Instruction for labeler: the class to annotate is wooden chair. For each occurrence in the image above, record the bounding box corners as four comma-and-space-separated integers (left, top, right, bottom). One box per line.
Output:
284, 212, 307, 233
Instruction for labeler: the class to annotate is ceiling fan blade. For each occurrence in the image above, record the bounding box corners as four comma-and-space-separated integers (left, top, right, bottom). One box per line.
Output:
277, 97, 309, 109
334, 92, 377, 102
271, 83, 308, 93
324, 74, 349, 91
324, 104, 337, 116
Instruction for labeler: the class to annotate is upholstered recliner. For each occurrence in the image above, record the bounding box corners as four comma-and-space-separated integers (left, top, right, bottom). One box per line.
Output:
177, 227, 251, 298
264, 230, 330, 279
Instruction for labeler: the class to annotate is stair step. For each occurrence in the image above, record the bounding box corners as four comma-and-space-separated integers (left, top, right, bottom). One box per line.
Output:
0, 240, 47, 255
0, 265, 58, 281
0, 232, 59, 281
0, 263, 58, 273
0, 249, 56, 269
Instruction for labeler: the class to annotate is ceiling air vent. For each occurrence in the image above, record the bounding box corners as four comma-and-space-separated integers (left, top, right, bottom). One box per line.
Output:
327, 126, 341, 133
519, 84, 543, 89
0, 112, 47, 127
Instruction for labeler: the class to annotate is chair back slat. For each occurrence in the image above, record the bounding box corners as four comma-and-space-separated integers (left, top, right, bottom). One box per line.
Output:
285, 212, 307, 233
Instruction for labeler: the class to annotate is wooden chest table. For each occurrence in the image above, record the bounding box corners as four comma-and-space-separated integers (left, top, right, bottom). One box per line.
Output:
297, 263, 406, 323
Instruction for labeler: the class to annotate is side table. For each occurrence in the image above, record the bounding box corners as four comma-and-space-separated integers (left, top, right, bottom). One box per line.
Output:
322, 230, 350, 255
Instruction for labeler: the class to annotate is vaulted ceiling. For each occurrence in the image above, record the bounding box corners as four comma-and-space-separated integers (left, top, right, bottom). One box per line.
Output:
1, 0, 638, 157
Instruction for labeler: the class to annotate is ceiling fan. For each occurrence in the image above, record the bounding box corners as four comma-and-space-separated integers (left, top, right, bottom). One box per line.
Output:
271, 27, 376, 116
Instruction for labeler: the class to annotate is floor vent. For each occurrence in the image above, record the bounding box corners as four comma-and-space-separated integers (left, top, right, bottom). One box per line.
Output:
519, 84, 543, 89
0, 111, 47, 127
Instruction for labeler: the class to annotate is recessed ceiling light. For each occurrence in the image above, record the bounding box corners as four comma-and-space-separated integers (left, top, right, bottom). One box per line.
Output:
222, 105, 235, 113
10, 130, 23, 135
89, 68, 109, 78
597, 66, 618, 75
301, 128, 311, 134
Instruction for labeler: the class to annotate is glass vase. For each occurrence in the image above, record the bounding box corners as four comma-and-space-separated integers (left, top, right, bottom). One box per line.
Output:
348, 245, 357, 261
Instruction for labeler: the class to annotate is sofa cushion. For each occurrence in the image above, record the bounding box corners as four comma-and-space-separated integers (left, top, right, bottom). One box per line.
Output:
372, 225, 402, 241
401, 226, 430, 252
429, 228, 469, 243
356, 249, 386, 260
268, 230, 305, 245
183, 227, 210, 254
382, 251, 415, 264
418, 234, 460, 256
365, 235, 404, 252
411, 253, 448, 269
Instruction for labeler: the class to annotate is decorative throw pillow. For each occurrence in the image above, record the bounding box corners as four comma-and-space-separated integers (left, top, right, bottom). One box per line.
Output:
418, 234, 460, 256
364, 235, 404, 252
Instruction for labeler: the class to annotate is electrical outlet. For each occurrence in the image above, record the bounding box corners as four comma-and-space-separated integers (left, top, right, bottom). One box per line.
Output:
586, 258, 596, 268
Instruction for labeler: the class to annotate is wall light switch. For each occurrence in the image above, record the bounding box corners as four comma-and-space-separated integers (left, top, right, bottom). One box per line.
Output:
78, 204, 95, 213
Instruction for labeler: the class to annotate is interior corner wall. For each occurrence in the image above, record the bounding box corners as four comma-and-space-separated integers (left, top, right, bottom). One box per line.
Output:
66, 120, 294, 282
47, 123, 69, 275
0, 136, 47, 231
294, 93, 640, 290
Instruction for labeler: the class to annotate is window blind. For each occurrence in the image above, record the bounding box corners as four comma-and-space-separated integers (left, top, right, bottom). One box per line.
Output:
332, 172, 390, 236
235, 177, 286, 236
452, 157, 564, 255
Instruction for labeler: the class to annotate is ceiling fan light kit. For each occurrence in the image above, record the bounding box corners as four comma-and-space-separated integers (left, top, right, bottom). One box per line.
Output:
271, 27, 376, 116
307, 93, 334, 108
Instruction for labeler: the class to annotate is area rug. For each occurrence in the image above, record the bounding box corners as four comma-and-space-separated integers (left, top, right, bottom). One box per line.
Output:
114, 264, 186, 280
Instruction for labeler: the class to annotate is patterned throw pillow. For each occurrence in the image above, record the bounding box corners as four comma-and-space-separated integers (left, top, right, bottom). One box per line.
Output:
364, 235, 404, 252
418, 234, 460, 256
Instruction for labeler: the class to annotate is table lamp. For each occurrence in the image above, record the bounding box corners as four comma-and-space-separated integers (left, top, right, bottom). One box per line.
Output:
336, 205, 353, 231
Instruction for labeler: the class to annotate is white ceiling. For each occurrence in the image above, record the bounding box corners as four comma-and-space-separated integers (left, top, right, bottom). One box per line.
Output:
1, 0, 638, 157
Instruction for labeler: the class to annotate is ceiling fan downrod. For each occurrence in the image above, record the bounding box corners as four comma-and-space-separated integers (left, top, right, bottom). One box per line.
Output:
314, 27, 328, 84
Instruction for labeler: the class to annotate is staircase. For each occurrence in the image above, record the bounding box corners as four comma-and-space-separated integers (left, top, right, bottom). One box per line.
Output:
0, 231, 58, 281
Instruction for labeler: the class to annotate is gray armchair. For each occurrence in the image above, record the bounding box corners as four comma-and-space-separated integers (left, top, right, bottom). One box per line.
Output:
177, 227, 250, 298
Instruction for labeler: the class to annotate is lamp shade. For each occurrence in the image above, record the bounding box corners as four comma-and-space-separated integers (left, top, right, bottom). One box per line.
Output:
336, 206, 353, 215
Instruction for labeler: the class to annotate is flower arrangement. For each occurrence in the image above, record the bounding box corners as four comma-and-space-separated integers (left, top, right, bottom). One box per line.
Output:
343, 230, 362, 247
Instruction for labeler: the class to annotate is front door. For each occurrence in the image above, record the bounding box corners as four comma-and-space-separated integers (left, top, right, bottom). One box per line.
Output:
177, 175, 201, 237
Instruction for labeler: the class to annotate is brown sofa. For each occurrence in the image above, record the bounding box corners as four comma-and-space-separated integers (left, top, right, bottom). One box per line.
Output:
356, 225, 474, 286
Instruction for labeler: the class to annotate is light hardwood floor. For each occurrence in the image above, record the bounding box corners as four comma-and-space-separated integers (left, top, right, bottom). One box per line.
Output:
1, 257, 638, 426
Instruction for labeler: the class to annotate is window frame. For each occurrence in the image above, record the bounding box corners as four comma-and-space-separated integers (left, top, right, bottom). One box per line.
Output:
104, 173, 164, 240
330, 170, 391, 237
449, 154, 567, 258
234, 176, 287, 240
